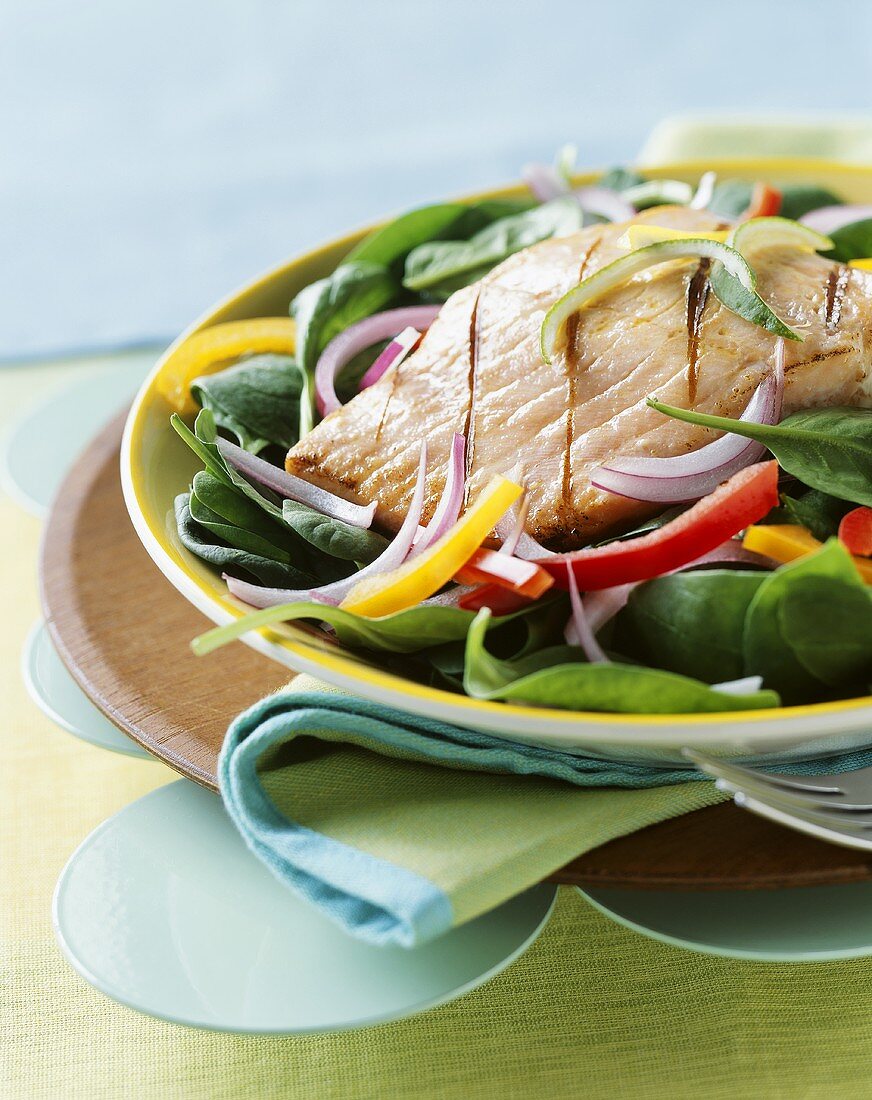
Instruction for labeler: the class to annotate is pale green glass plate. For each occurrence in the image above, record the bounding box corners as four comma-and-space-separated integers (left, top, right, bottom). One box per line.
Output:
577, 883, 872, 962
54, 781, 557, 1033
22, 620, 150, 759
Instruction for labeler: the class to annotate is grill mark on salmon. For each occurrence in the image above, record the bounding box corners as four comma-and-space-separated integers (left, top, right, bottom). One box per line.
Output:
285, 207, 872, 550
561, 240, 600, 510
461, 289, 482, 503
685, 258, 711, 405
788, 346, 854, 370
825, 266, 850, 331
561, 312, 580, 510
374, 358, 401, 442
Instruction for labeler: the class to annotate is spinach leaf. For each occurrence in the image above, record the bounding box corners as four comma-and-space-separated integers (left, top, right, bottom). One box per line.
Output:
648, 401, 872, 507
191, 470, 292, 546
290, 262, 396, 374
708, 261, 800, 341
188, 492, 296, 565
778, 185, 843, 221
614, 570, 766, 684
192, 599, 480, 656
463, 611, 779, 713
708, 180, 753, 219
597, 167, 646, 192
403, 197, 584, 294
282, 499, 388, 563
174, 495, 314, 588
780, 575, 872, 687
780, 488, 854, 541
190, 354, 305, 454
824, 218, 872, 263
742, 539, 865, 701
453, 198, 538, 232
347, 203, 469, 271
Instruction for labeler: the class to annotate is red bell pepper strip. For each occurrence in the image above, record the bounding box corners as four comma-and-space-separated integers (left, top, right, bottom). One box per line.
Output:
458, 584, 537, 615
536, 461, 780, 591
741, 182, 782, 221
455, 547, 554, 597
839, 506, 872, 557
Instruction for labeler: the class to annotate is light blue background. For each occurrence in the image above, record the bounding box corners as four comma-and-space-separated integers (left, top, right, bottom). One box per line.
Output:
3, 0, 871, 358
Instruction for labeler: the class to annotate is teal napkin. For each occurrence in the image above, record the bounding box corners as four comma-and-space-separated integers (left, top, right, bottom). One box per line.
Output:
219, 679, 872, 948
218, 683, 724, 947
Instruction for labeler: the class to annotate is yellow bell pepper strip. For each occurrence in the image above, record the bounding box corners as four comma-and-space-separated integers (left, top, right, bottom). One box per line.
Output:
619, 218, 831, 257
850, 258, 872, 272
743, 524, 872, 584
156, 318, 297, 416
617, 225, 729, 250
341, 477, 523, 617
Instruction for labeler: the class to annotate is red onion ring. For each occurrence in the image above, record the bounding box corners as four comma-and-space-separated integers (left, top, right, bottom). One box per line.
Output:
217, 437, 377, 528
498, 494, 530, 556
799, 204, 872, 235
565, 569, 609, 662
359, 326, 421, 391
689, 171, 717, 211
523, 163, 635, 223
522, 163, 566, 202
574, 186, 635, 223
711, 675, 763, 695
314, 306, 440, 417
409, 434, 465, 557
225, 442, 429, 609
591, 341, 785, 503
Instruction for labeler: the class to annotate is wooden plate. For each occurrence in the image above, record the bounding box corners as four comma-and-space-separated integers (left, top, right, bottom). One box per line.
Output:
40, 410, 872, 891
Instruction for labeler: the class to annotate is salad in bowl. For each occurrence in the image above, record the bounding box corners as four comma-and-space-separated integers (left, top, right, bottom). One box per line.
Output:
122, 152, 872, 760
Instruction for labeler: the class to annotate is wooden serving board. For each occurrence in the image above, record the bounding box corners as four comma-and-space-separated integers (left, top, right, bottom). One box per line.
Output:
39, 410, 872, 891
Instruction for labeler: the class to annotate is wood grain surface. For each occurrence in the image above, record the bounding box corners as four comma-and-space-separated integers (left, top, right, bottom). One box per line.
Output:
39, 410, 872, 891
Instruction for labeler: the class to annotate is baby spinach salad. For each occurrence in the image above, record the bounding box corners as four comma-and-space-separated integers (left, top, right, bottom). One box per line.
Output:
166, 150, 872, 715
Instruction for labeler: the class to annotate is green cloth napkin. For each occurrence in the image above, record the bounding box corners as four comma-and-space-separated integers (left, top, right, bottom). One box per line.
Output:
219, 676, 725, 945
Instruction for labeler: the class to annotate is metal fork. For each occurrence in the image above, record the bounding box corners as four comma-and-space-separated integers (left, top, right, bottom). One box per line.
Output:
684, 748, 872, 852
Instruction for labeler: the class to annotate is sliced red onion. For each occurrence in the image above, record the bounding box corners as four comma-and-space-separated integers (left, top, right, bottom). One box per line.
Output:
799, 204, 872, 235
225, 442, 429, 609
217, 437, 377, 529
574, 186, 635, 223
591, 342, 785, 504
687, 540, 777, 570
689, 171, 717, 211
583, 583, 639, 633
711, 675, 763, 695
498, 494, 530, 556
314, 306, 440, 417
565, 569, 609, 662
409, 434, 465, 557
421, 584, 478, 609
495, 503, 557, 560
359, 326, 421, 390
522, 162, 568, 202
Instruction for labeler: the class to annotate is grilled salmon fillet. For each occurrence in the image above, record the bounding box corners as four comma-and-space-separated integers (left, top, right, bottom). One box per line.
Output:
286, 206, 872, 550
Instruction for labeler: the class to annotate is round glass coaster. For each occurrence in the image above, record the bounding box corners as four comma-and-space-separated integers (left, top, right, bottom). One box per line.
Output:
22, 620, 150, 758
54, 780, 557, 1033
577, 881, 872, 962
1, 354, 154, 516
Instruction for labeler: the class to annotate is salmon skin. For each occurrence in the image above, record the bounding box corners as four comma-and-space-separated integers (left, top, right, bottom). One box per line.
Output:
286, 206, 872, 551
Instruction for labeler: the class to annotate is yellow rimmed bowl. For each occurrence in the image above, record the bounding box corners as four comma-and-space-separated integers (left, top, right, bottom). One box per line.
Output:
121, 157, 872, 766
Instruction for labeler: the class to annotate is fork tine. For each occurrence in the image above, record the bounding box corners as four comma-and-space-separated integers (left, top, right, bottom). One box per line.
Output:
692, 755, 872, 812
683, 749, 843, 797
715, 779, 872, 829
733, 792, 872, 853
